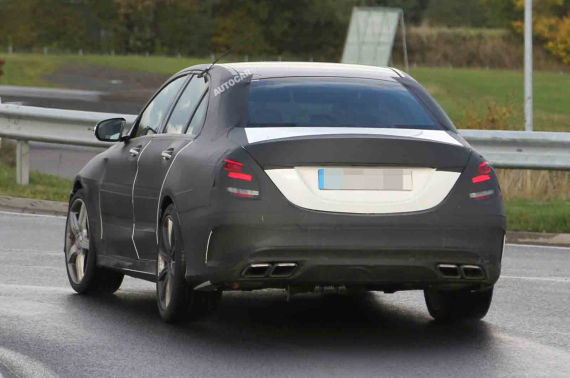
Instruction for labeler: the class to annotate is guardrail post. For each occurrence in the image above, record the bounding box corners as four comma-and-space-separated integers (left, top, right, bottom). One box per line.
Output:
16, 140, 30, 185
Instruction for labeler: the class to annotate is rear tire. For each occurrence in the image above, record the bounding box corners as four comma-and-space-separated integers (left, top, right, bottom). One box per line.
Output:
157, 203, 222, 323
156, 204, 190, 323
65, 190, 124, 294
424, 287, 493, 323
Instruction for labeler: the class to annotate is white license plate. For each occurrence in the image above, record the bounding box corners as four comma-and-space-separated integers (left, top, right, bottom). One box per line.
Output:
318, 168, 413, 191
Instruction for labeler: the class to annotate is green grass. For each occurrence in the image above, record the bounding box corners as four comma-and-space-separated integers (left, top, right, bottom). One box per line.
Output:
410, 67, 570, 132
0, 53, 209, 87
0, 142, 72, 202
0, 164, 72, 202
505, 199, 570, 233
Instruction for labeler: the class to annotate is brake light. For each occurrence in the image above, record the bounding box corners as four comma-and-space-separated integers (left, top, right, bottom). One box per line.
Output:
478, 162, 491, 174
228, 172, 252, 181
472, 175, 491, 184
224, 159, 243, 171
221, 157, 259, 199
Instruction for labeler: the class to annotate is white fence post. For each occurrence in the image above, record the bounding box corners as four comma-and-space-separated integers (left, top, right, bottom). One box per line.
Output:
16, 140, 30, 185
524, 0, 533, 131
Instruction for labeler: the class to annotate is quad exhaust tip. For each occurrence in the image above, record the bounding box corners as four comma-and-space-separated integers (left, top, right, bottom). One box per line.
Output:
242, 262, 298, 278
460, 265, 485, 280
437, 264, 485, 280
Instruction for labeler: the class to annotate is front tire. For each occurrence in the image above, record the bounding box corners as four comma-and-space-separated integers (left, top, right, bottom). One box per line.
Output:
424, 287, 493, 323
65, 190, 124, 294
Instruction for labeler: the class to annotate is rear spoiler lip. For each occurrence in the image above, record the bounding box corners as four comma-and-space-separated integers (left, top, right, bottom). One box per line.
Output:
242, 127, 463, 147
243, 135, 472, 171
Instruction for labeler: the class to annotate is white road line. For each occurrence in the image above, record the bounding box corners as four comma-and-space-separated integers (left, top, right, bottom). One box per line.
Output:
506, 243, 570, 251
0, 347, 57, 378
0, 210, 65, 219
501, 275, 570, 283
0, 283, 71, 292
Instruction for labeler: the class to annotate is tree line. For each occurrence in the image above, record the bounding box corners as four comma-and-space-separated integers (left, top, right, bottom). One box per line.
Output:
0, 0, 568, 63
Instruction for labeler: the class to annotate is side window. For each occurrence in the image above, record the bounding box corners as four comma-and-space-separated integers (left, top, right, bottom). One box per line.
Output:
186, 92, 209, 137
135, 76, 186, 138
164, 75, 208, 135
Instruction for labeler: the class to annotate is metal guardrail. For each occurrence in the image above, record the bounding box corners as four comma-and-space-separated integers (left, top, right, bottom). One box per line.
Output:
0, 104, 136, 184
460, 129, 570, 170
0, 103, 569, 185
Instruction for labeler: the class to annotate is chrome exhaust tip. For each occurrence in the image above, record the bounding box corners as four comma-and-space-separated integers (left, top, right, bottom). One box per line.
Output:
242, 263, 271, 278
460, 265, 485, 280
437, 264, 461, 278
270, 263, 297, 277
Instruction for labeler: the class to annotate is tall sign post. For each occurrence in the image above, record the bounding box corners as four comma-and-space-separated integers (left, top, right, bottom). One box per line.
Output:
524, 0, 533, 131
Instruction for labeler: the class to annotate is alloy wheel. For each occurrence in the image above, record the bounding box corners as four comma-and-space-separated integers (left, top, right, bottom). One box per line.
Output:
157, 215, 176, 310
65, 199, 90, 284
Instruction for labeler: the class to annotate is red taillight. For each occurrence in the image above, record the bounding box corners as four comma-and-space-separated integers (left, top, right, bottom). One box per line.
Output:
222, 157, 259, 199
478, 162, 491, 174
472, 175, 491, 184
228, 172, 252, 181
224, 159, 243, 171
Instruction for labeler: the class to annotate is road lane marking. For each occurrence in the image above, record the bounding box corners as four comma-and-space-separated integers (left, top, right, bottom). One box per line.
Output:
0, 283, 71, 292
0, 347, 57, 378
501, 275, 569, 283
0, 210, 65, 219
506, 243, 570, 251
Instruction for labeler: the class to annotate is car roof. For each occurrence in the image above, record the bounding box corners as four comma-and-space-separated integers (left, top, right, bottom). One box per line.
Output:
219, 62, 402, 80
176, 62, 404, 81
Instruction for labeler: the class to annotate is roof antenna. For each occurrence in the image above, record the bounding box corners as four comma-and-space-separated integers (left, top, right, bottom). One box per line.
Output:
198, 36, 250, 78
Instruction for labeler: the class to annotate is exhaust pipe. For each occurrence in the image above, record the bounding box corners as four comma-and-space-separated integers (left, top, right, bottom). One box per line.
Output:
460, 265, 485, 280
437, 264, 461, 278
270, 263, 297, 277
242, 263, 271, 278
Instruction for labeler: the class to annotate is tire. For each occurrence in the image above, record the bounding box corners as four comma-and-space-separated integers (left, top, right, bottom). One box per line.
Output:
424, 287, 493, 323
156, 203, 191, 322
65, 190, 124, 294
156, 203, 221, 323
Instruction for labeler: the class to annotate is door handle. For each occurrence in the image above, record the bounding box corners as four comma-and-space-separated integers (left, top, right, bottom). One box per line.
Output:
161, 148, 174, 160
129, 146, 142, 157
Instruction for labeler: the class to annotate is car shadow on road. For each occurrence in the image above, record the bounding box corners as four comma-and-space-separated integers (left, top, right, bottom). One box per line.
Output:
65, 288, 496, 361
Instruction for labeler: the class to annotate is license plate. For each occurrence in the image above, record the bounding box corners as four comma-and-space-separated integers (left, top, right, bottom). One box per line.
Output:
318, 168, 413, 191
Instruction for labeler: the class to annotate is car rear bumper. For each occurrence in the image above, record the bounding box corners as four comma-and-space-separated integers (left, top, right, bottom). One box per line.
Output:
190, 215, 505, 291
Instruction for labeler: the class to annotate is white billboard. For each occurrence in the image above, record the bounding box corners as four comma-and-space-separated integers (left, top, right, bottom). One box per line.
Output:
341, 7, 405, 68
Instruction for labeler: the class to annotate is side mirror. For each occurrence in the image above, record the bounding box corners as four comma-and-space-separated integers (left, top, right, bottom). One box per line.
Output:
94, 118, 127, 142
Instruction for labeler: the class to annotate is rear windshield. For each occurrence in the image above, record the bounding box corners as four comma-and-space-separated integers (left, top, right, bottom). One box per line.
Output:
246, 77, 442, 130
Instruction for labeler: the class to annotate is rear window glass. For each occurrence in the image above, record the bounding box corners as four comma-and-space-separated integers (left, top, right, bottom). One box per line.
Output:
246, 78, 442, 130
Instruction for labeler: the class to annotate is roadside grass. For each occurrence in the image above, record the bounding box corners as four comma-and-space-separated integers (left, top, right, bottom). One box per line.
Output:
410, 67, 570, 132
0, 53, 208, 87
505, 199, 570, 233
0, 142, 72, 202
0, 164, 72, 203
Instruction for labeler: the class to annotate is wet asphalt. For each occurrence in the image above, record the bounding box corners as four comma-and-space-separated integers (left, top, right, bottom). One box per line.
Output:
0, 211, 569, 377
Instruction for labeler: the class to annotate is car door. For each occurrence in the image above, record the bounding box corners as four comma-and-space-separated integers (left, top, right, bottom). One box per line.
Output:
99, 75, 187, 259
133, 74, 209, 260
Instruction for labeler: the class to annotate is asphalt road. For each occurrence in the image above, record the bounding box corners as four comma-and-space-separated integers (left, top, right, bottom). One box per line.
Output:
0, 211, 569, 378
